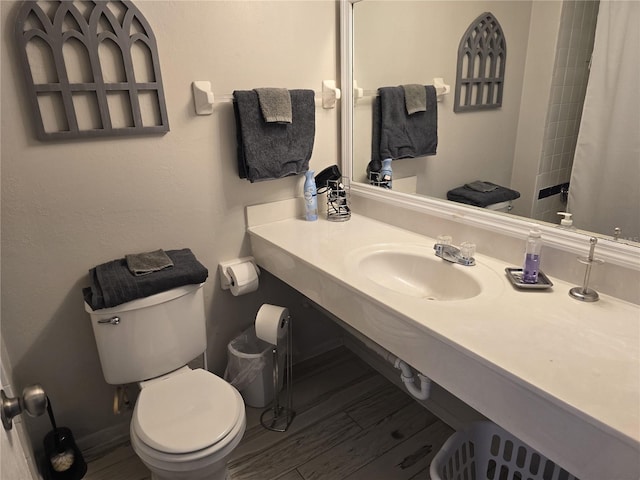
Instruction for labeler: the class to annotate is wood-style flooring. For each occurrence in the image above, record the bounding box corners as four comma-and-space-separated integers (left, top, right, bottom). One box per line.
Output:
84, 348, 454, 480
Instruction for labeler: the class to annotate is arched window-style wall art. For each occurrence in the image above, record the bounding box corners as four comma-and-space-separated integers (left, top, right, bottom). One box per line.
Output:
454, 12, 506, 113
15, 1, 169, 140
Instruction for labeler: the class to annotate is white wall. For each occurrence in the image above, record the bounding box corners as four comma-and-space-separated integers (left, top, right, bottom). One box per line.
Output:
1, 0, 341, 455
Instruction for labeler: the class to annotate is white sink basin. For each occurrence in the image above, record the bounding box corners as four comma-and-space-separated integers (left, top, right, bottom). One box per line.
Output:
350, 244, 482, 301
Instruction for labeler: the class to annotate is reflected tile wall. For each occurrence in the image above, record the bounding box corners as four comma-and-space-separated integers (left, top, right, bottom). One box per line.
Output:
534, 0, 599, 222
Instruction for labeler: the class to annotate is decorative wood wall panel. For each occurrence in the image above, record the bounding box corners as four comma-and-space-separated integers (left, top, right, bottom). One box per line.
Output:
15, 0, 169, 140
454, 12, 506, 113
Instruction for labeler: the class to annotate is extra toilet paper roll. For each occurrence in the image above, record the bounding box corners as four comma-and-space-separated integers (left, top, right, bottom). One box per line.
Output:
228, 262, 259, 296
255, 304, 289, 345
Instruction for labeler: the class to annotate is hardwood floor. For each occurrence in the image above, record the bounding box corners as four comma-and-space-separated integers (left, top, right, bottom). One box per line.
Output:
83, 348, 454, 480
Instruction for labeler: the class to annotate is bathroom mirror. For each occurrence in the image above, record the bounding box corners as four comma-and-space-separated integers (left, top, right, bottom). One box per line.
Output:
341, 0, 639, 251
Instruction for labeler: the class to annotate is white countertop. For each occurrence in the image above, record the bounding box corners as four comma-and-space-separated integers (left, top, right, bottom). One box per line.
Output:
248, 210, 640, 480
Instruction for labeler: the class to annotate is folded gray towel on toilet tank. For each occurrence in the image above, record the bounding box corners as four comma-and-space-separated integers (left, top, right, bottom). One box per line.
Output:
371, 85, 437, 162
254, 88, 292, 123
446, 182, 520, 207
83, 248, 209, 310
125, 249, 174, 276
464, 180, 499, 193
233, 89, 315, 182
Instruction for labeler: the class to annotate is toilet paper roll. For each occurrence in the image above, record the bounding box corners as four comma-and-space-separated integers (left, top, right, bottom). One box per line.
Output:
255, 304, 289, 345
228, 262, 259, 296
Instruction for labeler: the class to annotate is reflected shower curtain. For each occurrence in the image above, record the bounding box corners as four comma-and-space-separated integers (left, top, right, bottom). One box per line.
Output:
569, 1, 640, 242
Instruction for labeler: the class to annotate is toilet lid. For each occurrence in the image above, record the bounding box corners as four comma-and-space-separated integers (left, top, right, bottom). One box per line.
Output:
132, 369, 242, 454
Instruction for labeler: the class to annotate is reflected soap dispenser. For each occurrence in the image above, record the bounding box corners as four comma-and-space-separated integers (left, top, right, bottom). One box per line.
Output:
557, 212, 575, 229
380, 158, 393, 189
522, 225, 543, 284
304, 170, 318, 221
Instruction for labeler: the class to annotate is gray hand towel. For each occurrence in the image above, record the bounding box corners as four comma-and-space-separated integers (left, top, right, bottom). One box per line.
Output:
371, 85, 437, 162
83, 248, 209, 310
402, 84, 427, 114
125, 249, 174, 276
465, 180, 499, 193
254, 88, 292, 123
233, 89, 315, 182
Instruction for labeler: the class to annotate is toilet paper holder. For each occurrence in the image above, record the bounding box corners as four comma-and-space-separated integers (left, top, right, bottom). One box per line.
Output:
219, 257, 260, 290
259, 310, 295, 433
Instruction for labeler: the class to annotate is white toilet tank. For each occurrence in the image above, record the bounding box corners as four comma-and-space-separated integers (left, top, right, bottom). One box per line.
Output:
485, 200, 513, 213
86, 283, 206, 385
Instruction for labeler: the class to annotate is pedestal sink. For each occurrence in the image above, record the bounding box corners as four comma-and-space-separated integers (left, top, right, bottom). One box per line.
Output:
349, 244, 483, 301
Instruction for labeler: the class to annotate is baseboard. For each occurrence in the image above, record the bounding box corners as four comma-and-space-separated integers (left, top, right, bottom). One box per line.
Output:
74, 338, 343, 464
336, 322, 485, 431
293, 337, 344, 365
76, 420, 131, 463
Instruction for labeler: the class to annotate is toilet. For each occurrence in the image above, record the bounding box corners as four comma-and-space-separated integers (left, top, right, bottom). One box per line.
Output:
85, 283, 245, 480
485, 200, 514, 213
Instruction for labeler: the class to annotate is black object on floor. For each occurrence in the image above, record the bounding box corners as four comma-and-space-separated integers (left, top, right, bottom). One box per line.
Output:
40, 427, 87, 480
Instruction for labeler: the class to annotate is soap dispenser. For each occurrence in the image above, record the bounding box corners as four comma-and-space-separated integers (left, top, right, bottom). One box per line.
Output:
522, 225, 542, 284
380, 158, 393, 189
557, 212, 574, 229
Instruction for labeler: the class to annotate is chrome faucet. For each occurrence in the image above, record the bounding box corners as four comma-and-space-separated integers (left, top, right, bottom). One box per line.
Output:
434, 243, 475, 266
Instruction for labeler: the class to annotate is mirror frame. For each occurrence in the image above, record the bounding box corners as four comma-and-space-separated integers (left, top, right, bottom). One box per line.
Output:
339, 0, 639, 271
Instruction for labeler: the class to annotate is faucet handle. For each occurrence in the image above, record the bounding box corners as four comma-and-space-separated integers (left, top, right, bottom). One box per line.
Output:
460, 242, 476, 262
436, 234, 452, 245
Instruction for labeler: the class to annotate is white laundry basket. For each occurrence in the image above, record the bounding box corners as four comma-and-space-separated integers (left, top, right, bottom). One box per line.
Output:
430, 421, 579, 480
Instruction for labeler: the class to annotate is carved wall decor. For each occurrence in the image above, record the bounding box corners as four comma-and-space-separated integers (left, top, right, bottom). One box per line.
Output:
15, 0, 169, 140
454, 12, 507, 113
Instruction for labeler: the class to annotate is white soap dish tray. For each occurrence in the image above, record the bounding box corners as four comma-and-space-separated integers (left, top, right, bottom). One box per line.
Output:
505, 268, 553, 290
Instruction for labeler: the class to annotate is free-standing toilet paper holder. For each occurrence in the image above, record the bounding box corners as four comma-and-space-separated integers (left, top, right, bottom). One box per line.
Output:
260, 313, 295, 432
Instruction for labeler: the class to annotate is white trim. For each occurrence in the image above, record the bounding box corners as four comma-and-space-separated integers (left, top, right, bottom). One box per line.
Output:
77, 421, 131, 463
351, 183, 640, 270
340, 0, 354, 184
339, 0, 639, 273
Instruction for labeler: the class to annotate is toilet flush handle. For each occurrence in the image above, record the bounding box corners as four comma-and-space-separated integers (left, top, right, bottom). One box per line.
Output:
98, 316, 120, 325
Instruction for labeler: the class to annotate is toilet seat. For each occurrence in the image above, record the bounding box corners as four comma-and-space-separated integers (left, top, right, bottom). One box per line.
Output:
132, 368, 244, 455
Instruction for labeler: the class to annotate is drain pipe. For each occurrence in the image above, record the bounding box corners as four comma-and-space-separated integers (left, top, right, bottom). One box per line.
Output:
357, 335, 432, 401
299, 301, 432, 401
394, 358, 432, 400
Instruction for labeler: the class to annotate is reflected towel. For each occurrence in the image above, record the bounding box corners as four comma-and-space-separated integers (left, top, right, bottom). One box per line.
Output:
402, 84, 427, 114
83, 248, 208, 310
464, 180, 499, 193
447, 182, 520, 207
372, 85, 437, 162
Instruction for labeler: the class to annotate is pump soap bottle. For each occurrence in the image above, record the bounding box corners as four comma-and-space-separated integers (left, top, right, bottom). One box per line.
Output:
304, 170, 318, 221
522, 225, 542, 283
557, 212, 575, 229
380, 158, 393, 189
